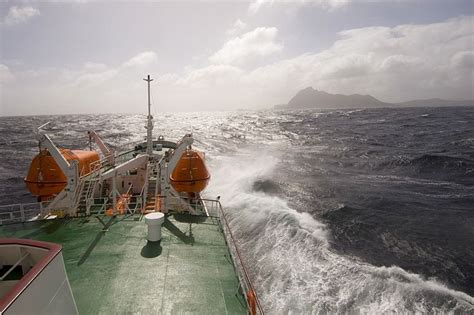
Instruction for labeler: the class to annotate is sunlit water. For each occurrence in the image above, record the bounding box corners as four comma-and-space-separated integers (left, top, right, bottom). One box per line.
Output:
1, 107, 473, 313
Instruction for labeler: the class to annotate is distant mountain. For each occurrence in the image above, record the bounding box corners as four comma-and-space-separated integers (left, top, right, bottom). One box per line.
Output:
277, 87, 474, 109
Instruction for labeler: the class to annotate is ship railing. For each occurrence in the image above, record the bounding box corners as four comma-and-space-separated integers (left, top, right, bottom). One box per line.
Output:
84, 147, 153, 181
113, 150, 138, 166
199, 198, 221, 217
156, 196, 217, 217
73, 177, 86, 211
125, 195, 143, 215
87, 154, 114, 178
80, 165, 86, 177
87, 159, 102, 177
121, 184, 134, 214
142, 162, 151, 207
113, 141, 142, 154
85, 179, 99, 215
87, 197, 109, 215
140, 183, 146, 208
157, 195, 197, 215
73, 165, 96, 213
112, 138, 176, 154
88, 195, 142, 216
214, 200, 265, 315
0, 201, 49, 225
161, 196, 264, 314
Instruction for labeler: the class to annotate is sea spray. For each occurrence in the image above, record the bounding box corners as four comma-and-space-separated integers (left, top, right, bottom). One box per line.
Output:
207, 150, 474, 313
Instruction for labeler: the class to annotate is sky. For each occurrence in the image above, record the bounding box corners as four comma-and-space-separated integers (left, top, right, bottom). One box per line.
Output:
0, 0, 473, 115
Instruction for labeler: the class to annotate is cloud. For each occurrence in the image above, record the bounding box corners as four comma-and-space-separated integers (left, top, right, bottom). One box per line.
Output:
177, 64, 243, 88
249, 0, 349, 14
3, 6, 40, 26
83, 62, 108, 72
450, 51, 474, 70
123, 51, 158, 67
175, 15, 474, 106
2, 16, 473, 115
379, 55, 422, 72
0, 64, 14, 83
73, 52, 159, 88
209, 27, 283, 65
226, 19, 247, 36
75, 69, 119, 88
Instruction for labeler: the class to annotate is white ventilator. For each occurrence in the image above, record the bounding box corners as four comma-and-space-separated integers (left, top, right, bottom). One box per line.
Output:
144, 212, 165, 242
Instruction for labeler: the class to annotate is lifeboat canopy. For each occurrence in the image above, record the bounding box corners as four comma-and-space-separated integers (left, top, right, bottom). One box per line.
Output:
170, 149, 210, 193
25, 148, 99, 200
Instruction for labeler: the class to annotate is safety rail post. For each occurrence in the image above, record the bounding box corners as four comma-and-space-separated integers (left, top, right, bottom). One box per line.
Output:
73, 177, 85, 211
86, 179, 98, 215
140, 182, 146, 213
85, 186, 91, 215
40, 201, 49, 218
20, 204, 25, 222
143, 163, 150, 209
137, 195, 142, 211
154, 164, 160, 211
123, 184, 134, 214
102, 197, 109, 215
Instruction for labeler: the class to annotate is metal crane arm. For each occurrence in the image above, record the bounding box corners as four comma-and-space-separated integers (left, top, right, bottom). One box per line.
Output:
166, 134, 194, 177
100, 154, 148, 180
37, 133, 70, 175
88, 130, 115, 166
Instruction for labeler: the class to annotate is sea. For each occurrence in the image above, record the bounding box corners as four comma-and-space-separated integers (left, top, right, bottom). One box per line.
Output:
1, 106, 473, 313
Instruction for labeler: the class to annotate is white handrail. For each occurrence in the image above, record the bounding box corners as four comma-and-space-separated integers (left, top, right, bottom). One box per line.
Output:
73, 178, 85, 210
0, 202, 50, 225
85, 179, 99, 215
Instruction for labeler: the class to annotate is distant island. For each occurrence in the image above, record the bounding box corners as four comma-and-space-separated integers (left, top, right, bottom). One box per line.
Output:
274, 87, 474, 110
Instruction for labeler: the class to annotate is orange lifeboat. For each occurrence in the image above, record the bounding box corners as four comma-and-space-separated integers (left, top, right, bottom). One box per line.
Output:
170, 149, 210, 193
24, 149, 99, 200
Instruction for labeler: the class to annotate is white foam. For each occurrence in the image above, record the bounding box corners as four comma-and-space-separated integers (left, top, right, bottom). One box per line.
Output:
205, 150, 474, 313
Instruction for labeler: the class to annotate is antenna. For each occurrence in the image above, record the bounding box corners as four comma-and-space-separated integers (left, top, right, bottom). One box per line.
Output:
143, 75, 154, 155
144, 75, 153, 117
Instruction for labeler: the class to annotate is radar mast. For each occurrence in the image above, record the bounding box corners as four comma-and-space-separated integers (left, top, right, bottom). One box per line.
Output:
144, 75, 154, 155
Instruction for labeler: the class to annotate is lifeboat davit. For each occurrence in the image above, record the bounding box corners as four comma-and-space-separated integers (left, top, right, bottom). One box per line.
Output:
170, 149, 210, 193
25, 149, 99, 200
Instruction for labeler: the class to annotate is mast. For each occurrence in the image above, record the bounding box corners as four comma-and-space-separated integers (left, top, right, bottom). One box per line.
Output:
144, 75, 154, 155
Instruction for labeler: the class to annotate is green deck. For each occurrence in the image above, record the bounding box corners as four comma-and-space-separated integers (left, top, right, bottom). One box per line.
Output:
0, 215, 247, 314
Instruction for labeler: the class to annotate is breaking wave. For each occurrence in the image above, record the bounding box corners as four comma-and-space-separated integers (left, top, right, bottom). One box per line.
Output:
207, 151, 474, 313
252, 179, 283, 195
